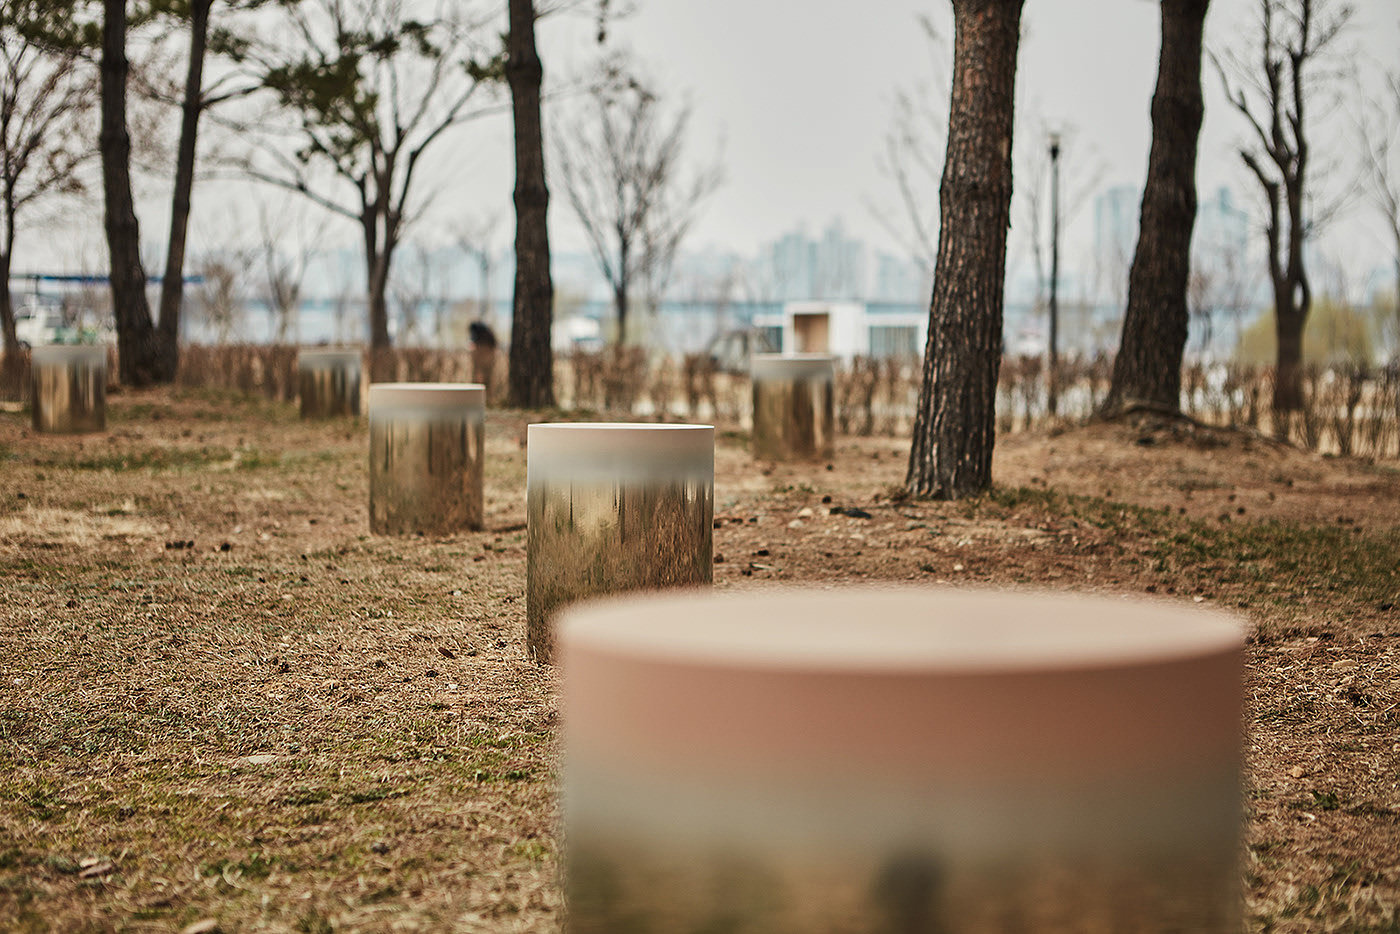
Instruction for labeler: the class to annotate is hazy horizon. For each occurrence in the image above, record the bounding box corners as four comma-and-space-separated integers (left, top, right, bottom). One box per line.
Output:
10, 0, 1399, 306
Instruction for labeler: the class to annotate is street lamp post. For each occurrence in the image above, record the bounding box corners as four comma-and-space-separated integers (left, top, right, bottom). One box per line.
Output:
1048, 131, 1061, 418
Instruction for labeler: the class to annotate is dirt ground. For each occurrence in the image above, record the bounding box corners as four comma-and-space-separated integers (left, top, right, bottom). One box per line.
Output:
1, 387, 1399, 932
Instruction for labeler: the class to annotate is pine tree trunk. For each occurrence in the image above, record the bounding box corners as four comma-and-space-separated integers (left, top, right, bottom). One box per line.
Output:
905, 0, 1024, 500
505, 0, 555, 408
1104, 0, 1209, 414
100, 0, 160, 386
154, 0, 211, 382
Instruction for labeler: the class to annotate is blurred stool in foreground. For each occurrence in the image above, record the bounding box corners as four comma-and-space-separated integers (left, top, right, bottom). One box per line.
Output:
526, 422, 712, 664
750, 353, 835, 461
297, 348, 362, 418
561, 587, 1243, 933
369, 383, 485, 535
31, 345, 106, 434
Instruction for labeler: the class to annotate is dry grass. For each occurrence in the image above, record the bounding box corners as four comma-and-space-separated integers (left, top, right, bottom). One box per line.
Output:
0, 505, 160, 546
1, 387, 1399, 931
1, 389, 551, 932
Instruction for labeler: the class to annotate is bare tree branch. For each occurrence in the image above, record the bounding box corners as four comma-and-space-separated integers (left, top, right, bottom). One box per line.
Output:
234, 0, 505, 348
0, 23, 96, 352
1214, 0, 1353, 415
551, 54, 722, 345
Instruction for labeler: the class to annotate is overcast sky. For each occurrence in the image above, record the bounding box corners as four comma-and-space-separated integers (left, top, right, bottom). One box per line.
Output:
585, 0, 1399, 279
17, 0, 1400, 293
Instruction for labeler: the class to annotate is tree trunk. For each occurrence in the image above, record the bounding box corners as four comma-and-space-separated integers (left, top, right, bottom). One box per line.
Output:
1271, 216, 1312, 419
368, 246, 392, 349
0, 244, 18, 398
1, 216, 18, 354
1274, 296, 1305, 411
615, 236, 630, 345
356, 207, 393, 351
505, 0, 555, 408
1271, 239, 1311, 417
101, 0, 160, 386
615, 282, 628, 345
905, 0, 1024, 500
154, 0, 211, 382
1103, 0, 1209, 414
0, 285, 15, 355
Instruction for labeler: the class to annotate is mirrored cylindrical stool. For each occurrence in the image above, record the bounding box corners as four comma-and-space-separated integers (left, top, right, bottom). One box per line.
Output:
561, 588, 1244, 932
31, 345, 107, 434
297, 348, 362, 418
751, 353, 835, 460
526, 423, 713, 664
369, 383, 485, 536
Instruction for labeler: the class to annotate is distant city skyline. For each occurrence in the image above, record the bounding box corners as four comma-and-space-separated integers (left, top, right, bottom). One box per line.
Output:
15, 177, 1391, 332
263, 216, 932, 310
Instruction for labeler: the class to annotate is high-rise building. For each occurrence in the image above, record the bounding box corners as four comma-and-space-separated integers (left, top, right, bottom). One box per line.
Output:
1192, 186, 1250, 264
872, 250, 928, 303
1093, 185, 1139, 301
760, 219, 870, 301
814, 218, 866, 299
768, 226, 816, 300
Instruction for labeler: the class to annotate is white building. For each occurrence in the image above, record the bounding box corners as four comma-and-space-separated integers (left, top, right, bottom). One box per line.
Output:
754, 300, 928, 361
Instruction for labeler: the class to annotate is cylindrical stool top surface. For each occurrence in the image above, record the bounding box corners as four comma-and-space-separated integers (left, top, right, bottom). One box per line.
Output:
565, 586, 1239, 669
298, 348, 362, 368
528, 423, 713, 482
30, 345, 108, 367
563, 586, 1242, 784
750, 353, 835, 381
369, 382, 485, 414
